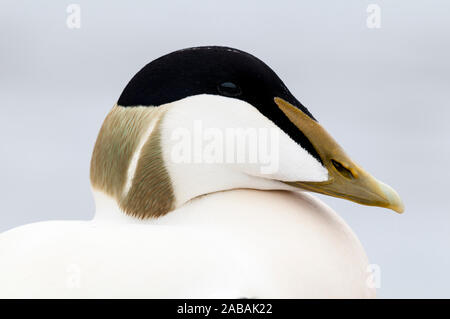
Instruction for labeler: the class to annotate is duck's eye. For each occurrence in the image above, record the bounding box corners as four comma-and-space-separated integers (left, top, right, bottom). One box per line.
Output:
217, 82, 241, 97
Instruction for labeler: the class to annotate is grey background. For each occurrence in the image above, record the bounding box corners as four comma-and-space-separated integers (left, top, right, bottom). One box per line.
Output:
1, 0, 449, 298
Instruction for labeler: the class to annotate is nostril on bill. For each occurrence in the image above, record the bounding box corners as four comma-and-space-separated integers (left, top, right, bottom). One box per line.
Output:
331, 159, 355, 179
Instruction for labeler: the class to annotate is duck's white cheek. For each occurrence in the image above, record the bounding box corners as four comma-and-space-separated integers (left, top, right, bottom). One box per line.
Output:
159, 94, 328, 204
252, 128, 328, 182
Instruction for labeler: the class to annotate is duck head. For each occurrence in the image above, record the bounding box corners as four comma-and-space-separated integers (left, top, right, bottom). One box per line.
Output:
90, 46, 403, 219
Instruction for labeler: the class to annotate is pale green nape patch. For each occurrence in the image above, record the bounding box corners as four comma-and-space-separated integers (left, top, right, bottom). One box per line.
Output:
120, 116, 175, 218
90, 105, 175, 218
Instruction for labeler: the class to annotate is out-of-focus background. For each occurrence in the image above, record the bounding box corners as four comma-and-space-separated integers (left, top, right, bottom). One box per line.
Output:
1, 0, 449, 298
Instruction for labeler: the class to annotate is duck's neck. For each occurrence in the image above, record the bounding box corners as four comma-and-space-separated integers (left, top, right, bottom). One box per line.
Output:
92, 187, 317, 227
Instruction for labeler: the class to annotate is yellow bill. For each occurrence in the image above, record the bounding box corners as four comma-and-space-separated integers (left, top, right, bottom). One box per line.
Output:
274, 97, 404, 213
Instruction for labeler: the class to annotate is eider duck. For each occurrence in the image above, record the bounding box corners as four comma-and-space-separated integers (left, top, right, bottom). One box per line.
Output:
0, 46, 403, 298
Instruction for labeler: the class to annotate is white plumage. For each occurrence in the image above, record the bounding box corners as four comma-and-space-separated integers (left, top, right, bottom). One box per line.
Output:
0, 47, 402, 298
0, 190, 374, 298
